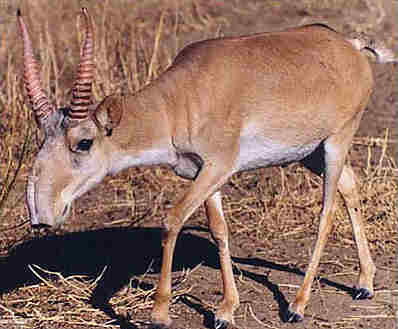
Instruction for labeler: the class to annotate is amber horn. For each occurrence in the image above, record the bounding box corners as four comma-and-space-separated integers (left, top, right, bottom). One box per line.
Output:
69, 8, 94, 122
17, 9, 55, 126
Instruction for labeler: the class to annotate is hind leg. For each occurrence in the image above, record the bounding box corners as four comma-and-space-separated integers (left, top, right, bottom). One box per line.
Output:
287, 138, 345, 321
338, 165, 376, 299
300, 147, 376, 300
287, 113, 365, 322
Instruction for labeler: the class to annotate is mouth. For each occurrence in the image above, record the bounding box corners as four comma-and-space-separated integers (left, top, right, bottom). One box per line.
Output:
30, 203, 71, 231
31, 223, 52, 232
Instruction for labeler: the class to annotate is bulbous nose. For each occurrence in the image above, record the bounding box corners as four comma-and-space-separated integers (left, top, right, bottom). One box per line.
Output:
27, 176, 38, 226
27, 165, 70, 228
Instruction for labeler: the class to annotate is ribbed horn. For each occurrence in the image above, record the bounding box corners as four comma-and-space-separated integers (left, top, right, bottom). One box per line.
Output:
69, 7, 94, 122
17, 9, 55, 126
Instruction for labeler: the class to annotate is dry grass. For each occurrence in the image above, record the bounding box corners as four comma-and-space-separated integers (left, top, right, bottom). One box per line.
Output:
0, 263, 198, 328
0, 0, 396, 328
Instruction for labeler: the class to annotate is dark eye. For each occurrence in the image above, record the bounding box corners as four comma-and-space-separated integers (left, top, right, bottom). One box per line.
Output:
76, 139, 93, 151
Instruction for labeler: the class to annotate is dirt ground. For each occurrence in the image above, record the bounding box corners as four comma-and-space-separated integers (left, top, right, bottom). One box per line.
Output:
0, 1, 397, 329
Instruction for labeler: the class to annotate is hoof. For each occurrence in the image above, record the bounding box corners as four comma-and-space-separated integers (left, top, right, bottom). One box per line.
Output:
285, 307, 304, 323
214, 317, 229, 329
353, 287, 374, 300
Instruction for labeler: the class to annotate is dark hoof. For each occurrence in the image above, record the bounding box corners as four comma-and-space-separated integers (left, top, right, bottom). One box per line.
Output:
214, 317, 229, 329
285, 308, 304, 323
353, 287, 373, 300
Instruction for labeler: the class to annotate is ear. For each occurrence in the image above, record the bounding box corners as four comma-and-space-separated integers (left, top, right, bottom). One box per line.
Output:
93, 96, 123, 136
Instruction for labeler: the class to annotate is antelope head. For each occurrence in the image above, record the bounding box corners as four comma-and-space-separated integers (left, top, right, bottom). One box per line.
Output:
21, 9, 121, 227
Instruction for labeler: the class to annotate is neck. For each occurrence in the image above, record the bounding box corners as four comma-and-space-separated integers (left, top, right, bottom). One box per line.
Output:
106, 81, 179, 175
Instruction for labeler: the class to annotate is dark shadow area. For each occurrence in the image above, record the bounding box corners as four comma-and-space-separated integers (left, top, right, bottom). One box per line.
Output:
300, 141, 325, 176
0, 227, 221, 328
0, 226, 356, 327
179, 295, 215, 329
232, 256, 356, 323
232, 256, 355, 294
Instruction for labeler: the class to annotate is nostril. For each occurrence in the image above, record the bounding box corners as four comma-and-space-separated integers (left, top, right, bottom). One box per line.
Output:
61, 203, 72, 219
62, 205, 69, 217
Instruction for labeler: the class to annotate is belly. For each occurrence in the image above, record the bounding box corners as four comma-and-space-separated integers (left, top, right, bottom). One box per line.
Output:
235, 136, 322, 172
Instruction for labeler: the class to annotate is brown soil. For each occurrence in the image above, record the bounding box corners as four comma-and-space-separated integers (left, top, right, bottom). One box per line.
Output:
0, 1, 396, 329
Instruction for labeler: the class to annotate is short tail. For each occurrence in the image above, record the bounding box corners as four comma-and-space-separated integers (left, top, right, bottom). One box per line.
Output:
347, 33, 397, 63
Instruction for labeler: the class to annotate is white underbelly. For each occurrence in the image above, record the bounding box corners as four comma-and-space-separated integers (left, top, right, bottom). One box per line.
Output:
235, 136, 322, 172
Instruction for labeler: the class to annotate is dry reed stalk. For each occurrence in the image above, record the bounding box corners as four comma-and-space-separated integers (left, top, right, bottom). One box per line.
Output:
146, 11, 166, 84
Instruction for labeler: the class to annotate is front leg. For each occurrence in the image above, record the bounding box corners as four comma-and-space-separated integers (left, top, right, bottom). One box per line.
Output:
151, 162, 234, 328
206, 191, 240, 329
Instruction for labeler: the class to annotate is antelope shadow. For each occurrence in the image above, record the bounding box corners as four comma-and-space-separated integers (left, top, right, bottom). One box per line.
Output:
0, 226, 355, 327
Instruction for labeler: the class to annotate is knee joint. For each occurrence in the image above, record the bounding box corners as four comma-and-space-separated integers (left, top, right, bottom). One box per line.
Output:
211, 231, 228, 251
162, 214, 182, 244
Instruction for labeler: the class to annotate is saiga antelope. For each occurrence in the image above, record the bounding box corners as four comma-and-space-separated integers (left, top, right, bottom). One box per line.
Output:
19, 7, 396, 329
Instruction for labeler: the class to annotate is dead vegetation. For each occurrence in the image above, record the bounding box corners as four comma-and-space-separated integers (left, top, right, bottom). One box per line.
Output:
0, 1, 396, 328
